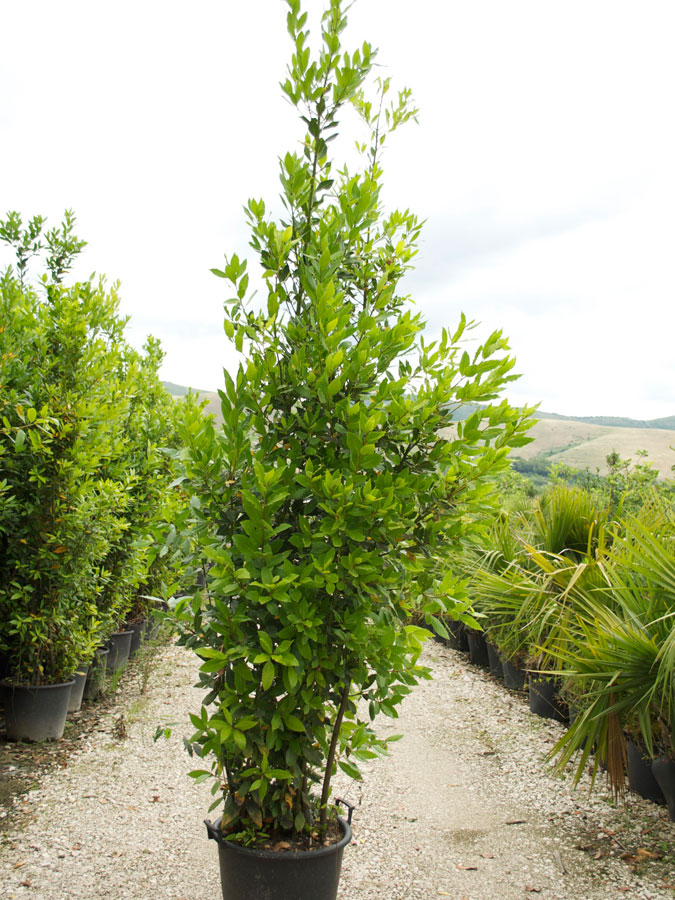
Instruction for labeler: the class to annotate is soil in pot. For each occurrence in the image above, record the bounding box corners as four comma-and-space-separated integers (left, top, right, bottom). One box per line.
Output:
0, 679, 75, 741
107, 630, 133, 673
205, 817, 351, 900
466, 631, 490, 668
626, 740, 665, 805
528, 676, 567, 723
502, 656, 527, 691
486, 641, 504, 680
67, 669, 88, 713
82, 648, 109, 701
651, 756, 675, 821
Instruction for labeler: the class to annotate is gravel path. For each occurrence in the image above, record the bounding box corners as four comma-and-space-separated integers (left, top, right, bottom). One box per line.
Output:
1, 641, 673, 899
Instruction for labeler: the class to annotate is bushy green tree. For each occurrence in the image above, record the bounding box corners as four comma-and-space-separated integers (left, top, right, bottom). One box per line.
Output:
93, 336, 186, 632
0, 211, 184, 683
0, 231, 130, 682
168, 0, 533, 844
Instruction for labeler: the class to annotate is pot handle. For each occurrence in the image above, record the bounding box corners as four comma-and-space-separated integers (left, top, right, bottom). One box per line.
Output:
335, 797, 355, 825
204, 819, 221, 843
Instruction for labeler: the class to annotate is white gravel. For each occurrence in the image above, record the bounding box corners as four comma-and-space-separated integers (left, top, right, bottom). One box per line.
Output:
1, 641, 673, 900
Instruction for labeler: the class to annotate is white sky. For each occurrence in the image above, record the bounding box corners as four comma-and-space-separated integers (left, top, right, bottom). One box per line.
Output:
2, 0, 674, 419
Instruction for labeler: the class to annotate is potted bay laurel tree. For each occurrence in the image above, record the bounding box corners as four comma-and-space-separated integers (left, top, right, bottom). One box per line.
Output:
166, 2, 532, 897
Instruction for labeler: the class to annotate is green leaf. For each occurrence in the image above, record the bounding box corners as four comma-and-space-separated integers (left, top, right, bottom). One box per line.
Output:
200, 658, 228, 674
274, 652, 299, 667
284, 715, 305, 732
262, 660, 275, 691
187, 769, 212, 784
338, 759, 362, 780
267, 768, 292, 779
259, 631, 274, 654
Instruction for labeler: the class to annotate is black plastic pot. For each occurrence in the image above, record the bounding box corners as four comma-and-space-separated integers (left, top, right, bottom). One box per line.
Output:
107, 630, 133, 673
205, 817, 352, 900
445, 620, 469, 652
126, 621, 146, 659
83, 647, 109, 701
528, 676, 567, 723
501, 657, 527, 691
651, 756, 675, 821
626, 740, 665, 805
466, 631, 489, 668
0, 678, 75, 741
144, 616, 161, 642
67, 669, 88, 713
486, 641, 504, 680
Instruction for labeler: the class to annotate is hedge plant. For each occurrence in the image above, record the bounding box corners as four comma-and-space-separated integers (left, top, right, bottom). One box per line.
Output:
167, 0, 533, 846
0, 211, 184, 684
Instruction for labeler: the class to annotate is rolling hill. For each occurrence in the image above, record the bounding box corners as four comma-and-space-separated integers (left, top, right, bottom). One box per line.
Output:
514, 417, 675, 478
162, 383, 675, 479
163, 383, 222, 419
536, 410, 675, 431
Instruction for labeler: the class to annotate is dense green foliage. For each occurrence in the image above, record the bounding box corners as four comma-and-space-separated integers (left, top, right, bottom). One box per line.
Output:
167, 0, 533, 845
0, 212, 185, 684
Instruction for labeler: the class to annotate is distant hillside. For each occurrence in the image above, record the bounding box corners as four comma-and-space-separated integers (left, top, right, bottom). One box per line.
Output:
162, 381, 212, 396
162, 381, 221, 419
162, 381, 192, 396
163, 382, 675, 478
514, 418, 675, 479
537, 410, 675, 431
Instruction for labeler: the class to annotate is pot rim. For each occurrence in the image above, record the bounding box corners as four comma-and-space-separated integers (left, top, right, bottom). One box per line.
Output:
206, 815, 351, 861
0, 677, 76, 690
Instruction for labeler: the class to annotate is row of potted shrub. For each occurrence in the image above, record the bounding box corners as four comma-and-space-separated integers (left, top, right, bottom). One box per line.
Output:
0, 610, 162, 741
456, 482, 675, 820
0, 212, 189, 741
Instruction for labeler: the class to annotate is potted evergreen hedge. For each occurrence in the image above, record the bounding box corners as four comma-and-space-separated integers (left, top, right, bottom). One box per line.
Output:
0, 212, 183, 737
0, 213, 130, 738
166, 2, 532, 897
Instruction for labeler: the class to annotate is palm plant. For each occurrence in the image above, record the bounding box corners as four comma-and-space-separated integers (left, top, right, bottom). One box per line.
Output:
531, 483, 609, 561
549, 505, 675, 795
463, 484, 610, 671
458, 514, 530, 662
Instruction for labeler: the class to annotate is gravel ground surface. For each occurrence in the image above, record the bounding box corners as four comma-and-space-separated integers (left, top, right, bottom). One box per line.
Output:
1, 640, 673, 900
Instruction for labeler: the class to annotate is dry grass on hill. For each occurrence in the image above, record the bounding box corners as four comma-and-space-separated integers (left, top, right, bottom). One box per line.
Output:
166, 384, 675, 480
517, 419, 675, 477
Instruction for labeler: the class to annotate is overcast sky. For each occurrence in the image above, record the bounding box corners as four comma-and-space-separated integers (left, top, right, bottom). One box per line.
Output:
3, 0, 674, 419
